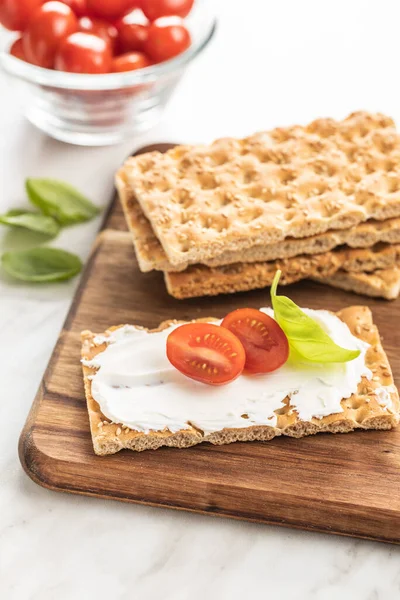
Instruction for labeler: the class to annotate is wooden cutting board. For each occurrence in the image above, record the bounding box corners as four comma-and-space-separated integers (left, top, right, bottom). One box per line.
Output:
19, 144, 400, 544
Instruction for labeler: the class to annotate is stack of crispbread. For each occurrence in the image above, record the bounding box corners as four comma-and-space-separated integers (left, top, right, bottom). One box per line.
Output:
116, 112, 400, 300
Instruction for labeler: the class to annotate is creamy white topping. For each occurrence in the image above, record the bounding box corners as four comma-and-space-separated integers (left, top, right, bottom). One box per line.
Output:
375, 385, 396, 410
83, 308, 371, 435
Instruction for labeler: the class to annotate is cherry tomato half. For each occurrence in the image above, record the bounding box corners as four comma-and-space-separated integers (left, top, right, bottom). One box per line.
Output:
86, 0, 138, 20
166, 322, 246, 386
62, 0, 88, 17
79, 16, 118, 53
9, 38, 27, 61
221, 308, 289, 374
55, 32, 111, 73
0, 0, 43, 31
22, 1, 78, 68
144, 17, 191, 62
141, 0, 194, 21
116, 9, 149, 53
112, 51, 151, 72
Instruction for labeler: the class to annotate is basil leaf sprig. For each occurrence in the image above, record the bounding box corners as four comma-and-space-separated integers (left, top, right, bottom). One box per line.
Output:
2, 248, 82, 283
270, 270, 360, 363
26, 178, 99, 226
0, 209, 60, 237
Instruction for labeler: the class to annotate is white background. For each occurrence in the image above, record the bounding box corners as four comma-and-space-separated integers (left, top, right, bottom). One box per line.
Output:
1, 1, 400, 598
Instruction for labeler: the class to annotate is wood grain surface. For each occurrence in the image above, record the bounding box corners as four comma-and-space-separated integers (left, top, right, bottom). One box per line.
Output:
19, 145, 400, 544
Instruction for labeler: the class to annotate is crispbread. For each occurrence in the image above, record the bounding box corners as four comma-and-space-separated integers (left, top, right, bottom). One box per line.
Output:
163, 243, 400, 299
116, 170, 400, 273
314, 267, 400, 300
81, 307, 399, 455
121, 112, 400, 268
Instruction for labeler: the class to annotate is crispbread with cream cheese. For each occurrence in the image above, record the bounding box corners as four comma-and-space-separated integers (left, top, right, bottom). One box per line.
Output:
81, 307, 399, 455
116, 170, 400, 273
120, 112, 400, 269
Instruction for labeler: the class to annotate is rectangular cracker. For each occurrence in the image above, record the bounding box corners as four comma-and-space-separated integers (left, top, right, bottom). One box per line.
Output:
81, 307, 399, 455
121, 112, 400, 268
116, 170, 400, 273
314, 267, 400, 300
163, 243, 400, 299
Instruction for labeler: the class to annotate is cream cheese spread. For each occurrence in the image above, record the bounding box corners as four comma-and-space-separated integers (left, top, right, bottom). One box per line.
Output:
82, 308, 372, 435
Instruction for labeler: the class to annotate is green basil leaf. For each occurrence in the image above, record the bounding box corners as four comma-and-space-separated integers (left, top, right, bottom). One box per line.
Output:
2, 248, 82, 283
26, 178, 99, 225
0, 210, 60, 237
270, 270, 360, 363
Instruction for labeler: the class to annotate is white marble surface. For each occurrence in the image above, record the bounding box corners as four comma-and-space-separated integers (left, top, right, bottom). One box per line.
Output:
1, 1, 400, 598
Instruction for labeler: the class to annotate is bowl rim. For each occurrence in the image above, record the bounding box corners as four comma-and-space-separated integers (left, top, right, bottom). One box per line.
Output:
0, 19, 217, 90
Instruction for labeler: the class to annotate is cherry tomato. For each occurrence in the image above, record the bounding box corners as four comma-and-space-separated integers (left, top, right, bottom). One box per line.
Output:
221, 308, 289, 374
116, 9, 149, 53
166, 322, 246, 386
112, 51, 151, 72
144, 17, 190, 62
141, 0, 194, 21
86, 0, 138, 20
9, 38, 27, 61
55, 32, 112, 73
79, 16, 118, 53
0, 0, 43, 31
62, 0, 88, 17
22, 2, 78, 68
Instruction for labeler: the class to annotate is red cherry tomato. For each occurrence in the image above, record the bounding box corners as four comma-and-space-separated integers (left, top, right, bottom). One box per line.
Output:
144, 17, 190, 62
62, 0, 88, 17
22, 2, 78, 68
9, 38, 27, 61
221, 309, 289, 374
112, 51, 151, 72
79, 16, 118, 53
86, 0, 137, 20
166, 322, 246, 386
116, 9, 149, 53
0, 0, 43, 31
141, 0, 194, 21
55, 32, 112, 73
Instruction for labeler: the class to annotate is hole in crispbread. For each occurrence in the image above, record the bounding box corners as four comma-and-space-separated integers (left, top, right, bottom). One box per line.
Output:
248, 184, 276, 202
384, 159, 396, 172
346, 170, 362, 184
154, 178, 172, 192
243, 170, 259, 184
138, 158, 155, 173
241, 413, 249, 419
237, 207, 264, 224
364, 160, 377, 175
387, 176, 400, 193
197, 172, 218, 190
175, 189, 195, 208
199, 214, 229, 232
219, 191, 234, 206
312, 161, 337, 177
179, 240, 191, 252
278, 168, 297, 184
346, 397, 364, 410
179, 156, 193, 170
284, 208, 297, 221
354, 190, 372, 205
180, 213, 194, 225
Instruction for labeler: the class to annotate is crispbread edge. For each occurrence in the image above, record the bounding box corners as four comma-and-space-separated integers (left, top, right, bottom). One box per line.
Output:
116, 169, 400, 273
81, 307, 399, 455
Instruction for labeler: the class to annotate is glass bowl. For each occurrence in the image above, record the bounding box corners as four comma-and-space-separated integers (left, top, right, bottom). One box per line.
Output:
0, 1, 216, 146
